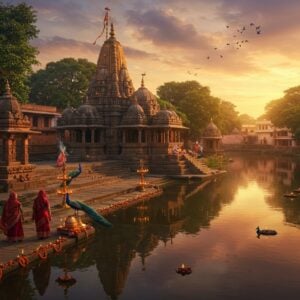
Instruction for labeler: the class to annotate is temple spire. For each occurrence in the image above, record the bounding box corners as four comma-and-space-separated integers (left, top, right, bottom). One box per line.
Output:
141, 73, 146, 87
110, 23, 115, 38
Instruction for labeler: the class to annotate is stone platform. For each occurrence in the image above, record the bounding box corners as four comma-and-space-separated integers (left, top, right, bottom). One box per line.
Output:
0, 160, 166, 280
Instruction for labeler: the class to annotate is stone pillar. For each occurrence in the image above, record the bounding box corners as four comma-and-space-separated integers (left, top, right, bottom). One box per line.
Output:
4, 138, 11, 165
91, 129, 95, 144
122, 130, 126, 143
138, 129, 142, 144
22, 136, 29, 164
167, 130, 170, 143
82, 129, 86, 144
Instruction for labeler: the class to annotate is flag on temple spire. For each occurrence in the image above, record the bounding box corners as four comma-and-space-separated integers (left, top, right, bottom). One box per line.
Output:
93, 7, 110, 45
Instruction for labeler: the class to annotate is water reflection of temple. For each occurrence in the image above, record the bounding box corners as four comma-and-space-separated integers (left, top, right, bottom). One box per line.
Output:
88, 180, 238, 299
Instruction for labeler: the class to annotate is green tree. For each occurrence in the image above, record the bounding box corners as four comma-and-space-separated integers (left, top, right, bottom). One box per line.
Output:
157, 81, 240, 138
265, 85, 300, 132
217, 100, 241, 133
29, 58, 96, 108
0, 2, 39, 102
238, 113, 256, 125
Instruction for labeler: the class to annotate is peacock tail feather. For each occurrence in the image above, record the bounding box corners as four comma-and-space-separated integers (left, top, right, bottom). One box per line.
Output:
77, 200, 112, 228
66, 194, 112, 228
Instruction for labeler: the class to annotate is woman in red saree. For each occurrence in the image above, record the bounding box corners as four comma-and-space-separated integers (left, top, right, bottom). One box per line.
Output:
0, 191, 24, 242
32, 190, 51, 239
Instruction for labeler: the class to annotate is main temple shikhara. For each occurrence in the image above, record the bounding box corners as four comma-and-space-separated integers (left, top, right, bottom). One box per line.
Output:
57, 24, 187, 169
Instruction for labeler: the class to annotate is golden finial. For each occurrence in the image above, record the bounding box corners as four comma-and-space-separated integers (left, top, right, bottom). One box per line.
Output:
141, 73, 146, 87
110, 23, 115, 38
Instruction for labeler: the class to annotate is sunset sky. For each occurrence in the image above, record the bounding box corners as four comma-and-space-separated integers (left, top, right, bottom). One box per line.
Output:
8, 0, 300, 117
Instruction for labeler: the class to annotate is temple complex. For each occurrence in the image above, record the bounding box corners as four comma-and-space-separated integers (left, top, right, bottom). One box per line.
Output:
0, 82, 40, 191
57, 24, 187, 171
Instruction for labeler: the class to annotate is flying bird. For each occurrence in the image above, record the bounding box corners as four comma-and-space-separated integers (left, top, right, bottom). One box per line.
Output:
66, 193, 113, 228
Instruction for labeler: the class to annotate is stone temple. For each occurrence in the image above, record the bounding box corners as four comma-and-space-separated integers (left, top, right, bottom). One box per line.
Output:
57, 24, 188, 172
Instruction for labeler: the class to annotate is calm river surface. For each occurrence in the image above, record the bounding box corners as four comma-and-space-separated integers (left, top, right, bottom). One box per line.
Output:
1, 154, 300, 300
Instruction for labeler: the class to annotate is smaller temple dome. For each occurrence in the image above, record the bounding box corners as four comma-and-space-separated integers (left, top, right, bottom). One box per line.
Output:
232, 127, 240, 134
152, 109, 182, 126
122, 103, 147, 125
62, 106, 74, 119
0, 81, 22, 115
77, 104, 98, 118
202, 120, 222, 137
132, 75, 160, 117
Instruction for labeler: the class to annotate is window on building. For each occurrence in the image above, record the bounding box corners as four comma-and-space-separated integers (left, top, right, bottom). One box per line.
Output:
44, 117, 50, 128
32, 116, 38, 127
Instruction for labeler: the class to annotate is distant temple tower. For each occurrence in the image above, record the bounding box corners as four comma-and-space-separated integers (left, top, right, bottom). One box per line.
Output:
201, 119, 222, 154
0, 82, 39, 191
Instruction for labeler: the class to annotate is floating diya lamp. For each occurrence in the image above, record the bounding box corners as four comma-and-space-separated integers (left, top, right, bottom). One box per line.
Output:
176, 263, 192, 276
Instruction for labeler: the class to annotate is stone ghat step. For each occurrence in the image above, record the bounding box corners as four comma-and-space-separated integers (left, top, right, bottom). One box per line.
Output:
19, 176, 125, 207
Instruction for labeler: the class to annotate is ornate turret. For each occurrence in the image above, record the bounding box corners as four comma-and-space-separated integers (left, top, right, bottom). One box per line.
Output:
88, 23, 135, 101
0, 81, 40, 192
0, 80, 31, 129
133, 74, 160, 117
201, 119, 222, 154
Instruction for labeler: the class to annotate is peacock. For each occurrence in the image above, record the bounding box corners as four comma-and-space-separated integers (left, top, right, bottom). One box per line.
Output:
60, 164, 82, 187
66, 193, 112, 228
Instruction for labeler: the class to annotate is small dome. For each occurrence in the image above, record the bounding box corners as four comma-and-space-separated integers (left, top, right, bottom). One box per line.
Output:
152, 109, 182, 126
133, 86, 160, 117
0, 82, 21, 115
122, 103, 147, 125
202, 120, 222, 137
232, 127, 240, 134
77, 104, 98, 118
62, 107, 74, 119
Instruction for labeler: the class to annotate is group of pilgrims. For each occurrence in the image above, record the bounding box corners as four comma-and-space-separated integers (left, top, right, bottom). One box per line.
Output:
0, 190, 51, 242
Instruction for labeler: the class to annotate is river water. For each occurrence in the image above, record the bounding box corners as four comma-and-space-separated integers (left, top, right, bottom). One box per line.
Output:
1, 154, 300, 300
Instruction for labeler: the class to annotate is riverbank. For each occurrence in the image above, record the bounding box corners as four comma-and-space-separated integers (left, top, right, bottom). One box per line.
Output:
0, 183, 164, 281
223, 144, 300, 157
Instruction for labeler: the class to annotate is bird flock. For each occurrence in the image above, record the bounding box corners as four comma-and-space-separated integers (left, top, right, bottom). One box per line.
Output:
187, 22, 262, 77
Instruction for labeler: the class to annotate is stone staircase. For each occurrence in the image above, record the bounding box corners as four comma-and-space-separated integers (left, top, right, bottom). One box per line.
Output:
148, 154, 213, 176
183, 153, 214, 175
13, 160, 133, 207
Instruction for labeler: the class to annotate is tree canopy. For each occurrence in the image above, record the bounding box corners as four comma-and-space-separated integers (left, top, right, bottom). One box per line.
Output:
29, 58, 96, 109
0, 2, 39, 102
238, 113, 256, 125
265, 85, 300, 132
157, 81, 240, 138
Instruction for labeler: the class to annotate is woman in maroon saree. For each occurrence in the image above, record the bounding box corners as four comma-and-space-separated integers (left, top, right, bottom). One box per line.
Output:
0, 191, 24, 242
32, 190, 51, 239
